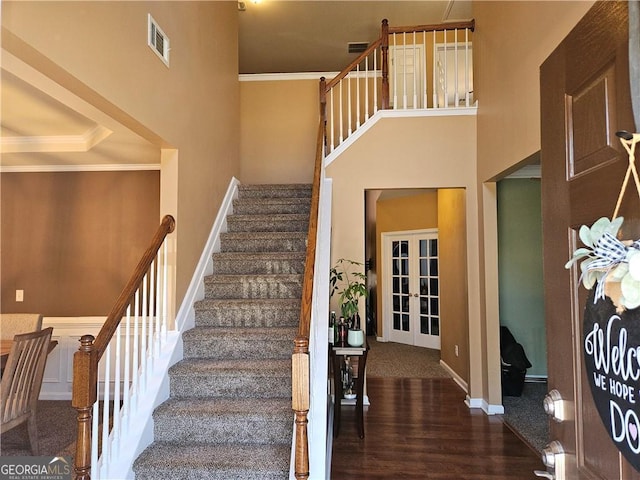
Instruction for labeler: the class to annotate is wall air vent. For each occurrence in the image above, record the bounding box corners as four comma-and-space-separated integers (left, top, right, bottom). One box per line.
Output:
348, 42, 369, 54
148, 14, 170, 67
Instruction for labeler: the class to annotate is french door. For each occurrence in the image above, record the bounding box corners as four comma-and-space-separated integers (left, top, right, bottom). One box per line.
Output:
383, 230, 440, 349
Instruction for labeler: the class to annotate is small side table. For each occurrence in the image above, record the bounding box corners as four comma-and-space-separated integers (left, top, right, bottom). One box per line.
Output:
331, 339, 369, 439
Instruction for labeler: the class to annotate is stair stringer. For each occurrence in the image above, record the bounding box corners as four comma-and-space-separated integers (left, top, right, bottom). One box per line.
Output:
101, 176, 240, 480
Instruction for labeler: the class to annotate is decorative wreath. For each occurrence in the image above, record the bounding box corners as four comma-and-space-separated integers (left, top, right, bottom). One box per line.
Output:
566, 131, 640, 312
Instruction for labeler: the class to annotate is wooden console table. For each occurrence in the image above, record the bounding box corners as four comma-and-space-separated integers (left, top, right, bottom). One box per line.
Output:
331, 340, 369, 439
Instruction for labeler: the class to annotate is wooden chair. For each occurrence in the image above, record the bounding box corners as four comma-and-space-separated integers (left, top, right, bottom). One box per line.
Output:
0, 327, 53, 455
0, 314, 43, 340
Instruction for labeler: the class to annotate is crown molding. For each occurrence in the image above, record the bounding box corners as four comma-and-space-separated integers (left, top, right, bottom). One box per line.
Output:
239, 71, 339, 82
0, 163, 161, 173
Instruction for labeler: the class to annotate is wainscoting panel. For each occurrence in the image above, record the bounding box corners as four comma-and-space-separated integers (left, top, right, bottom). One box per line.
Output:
41, 317, 105, 400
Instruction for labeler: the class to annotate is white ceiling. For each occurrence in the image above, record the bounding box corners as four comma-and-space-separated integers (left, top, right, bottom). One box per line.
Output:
0, 1, 472, 170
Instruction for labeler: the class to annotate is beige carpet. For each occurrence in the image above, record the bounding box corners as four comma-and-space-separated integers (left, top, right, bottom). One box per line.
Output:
366, 337, 451, 378
0, 400, 77, 457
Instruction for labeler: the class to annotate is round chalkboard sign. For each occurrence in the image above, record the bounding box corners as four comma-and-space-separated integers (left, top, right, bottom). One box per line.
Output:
584, 289, 640, 471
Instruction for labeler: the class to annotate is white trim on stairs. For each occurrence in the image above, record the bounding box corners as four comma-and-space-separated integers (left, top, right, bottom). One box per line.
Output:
175, 176, 240, 332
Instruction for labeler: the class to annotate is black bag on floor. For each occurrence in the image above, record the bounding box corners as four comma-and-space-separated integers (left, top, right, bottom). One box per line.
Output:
500, 326, 532, 397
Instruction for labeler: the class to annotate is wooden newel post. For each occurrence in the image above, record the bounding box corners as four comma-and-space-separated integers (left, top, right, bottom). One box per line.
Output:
381, 18, 390, 110
72, 335, 97, 480
292, 336, 310, 480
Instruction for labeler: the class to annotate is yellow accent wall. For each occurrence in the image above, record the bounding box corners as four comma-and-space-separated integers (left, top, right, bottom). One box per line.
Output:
2, 1, 240, 310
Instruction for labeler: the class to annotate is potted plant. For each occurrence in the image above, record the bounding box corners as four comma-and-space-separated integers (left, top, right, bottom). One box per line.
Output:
329, 258, 367, 346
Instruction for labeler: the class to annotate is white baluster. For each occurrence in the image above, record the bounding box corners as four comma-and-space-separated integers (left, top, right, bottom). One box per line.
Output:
392, 33, 397, 109
131, 288, 140, 417
348, 73, 352, 136
465, 28, 470, 107
113, 323, 122, 454
141, 272, 148, 391
91, 373, 99, 477
454, 29, 459, 107
149, 259, 156, 365
123, 304, 131, 428
356, 64, 361, 128
154, 257, 161, 357
413, 31, 417, 109
100, 343, 111, 479
443, 29, 448, 107
373, 48, 378, 113
423, 30, 427, 109
329, 88, 335, 152
433, 30, 437, 108
162, 241, 169, 340
365, 56, 369, 121
339, 80, 344, 145
402, 31, 407, 109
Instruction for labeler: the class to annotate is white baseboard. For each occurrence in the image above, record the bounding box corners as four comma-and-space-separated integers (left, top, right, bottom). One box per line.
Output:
465, 395, 504, 415
439, 359, 468, 393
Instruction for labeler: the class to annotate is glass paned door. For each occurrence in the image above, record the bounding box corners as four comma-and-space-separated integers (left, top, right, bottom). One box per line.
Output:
385, 230, 440, 349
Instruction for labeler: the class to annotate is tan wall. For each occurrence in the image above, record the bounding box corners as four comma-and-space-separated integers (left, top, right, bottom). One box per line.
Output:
2, 1, 240, 309
1, 171, 159, 316
474, 0, 595, 181
472, 0, 595, 405
326, 114, 479, 388
438, 188, 469, 381
240, 78, 318, 183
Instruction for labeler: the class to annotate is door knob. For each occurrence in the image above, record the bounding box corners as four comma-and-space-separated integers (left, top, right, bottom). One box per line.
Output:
533, 471, 554, 480
536, 441, 565, 480
543, 389, 572, 422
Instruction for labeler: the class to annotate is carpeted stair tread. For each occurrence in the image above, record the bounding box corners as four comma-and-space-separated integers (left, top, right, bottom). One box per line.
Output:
169, 358, 292, 399
211, 252, 305, 274
194, 298, 300, 327
204, 273, 303, 299
182, 326, 296, 359
220, 231, 308, 252
152, 397, 292, 445
170, 358, 291, 376
232, 198, 311, 215
226, 214, 309, 233
133, 443, 291, 480
238, 183, 312, 198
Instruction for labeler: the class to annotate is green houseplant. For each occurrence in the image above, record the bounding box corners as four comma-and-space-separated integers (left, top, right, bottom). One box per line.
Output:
329, 258, 368, 327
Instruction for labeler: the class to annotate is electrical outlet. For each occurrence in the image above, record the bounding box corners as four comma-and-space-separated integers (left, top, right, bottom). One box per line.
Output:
455, 344, 459, 357
15, 289, 24, 302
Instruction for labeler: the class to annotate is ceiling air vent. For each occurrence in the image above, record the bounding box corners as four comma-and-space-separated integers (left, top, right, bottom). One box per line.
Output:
148, 14, 170, 67
348, 42, 369, 54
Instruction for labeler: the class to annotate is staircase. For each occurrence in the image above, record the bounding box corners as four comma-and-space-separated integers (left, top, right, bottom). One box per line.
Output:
133, 184, 311, 480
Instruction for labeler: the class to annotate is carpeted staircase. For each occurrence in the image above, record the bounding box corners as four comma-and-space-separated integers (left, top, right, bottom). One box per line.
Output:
133, 184, 311, 480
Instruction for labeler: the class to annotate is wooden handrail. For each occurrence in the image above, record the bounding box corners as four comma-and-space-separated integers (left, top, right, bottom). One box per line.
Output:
72, 214, 175, 480
292, 86, 325, 480
388, 19, 475, 34
93, 215, 175, 357
325, 38, 382, 91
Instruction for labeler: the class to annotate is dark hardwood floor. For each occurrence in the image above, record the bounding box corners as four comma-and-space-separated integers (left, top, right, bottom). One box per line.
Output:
331, 377, 545, 479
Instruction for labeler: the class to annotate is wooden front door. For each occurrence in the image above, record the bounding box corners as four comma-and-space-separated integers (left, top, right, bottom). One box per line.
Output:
541, 2, 640, 478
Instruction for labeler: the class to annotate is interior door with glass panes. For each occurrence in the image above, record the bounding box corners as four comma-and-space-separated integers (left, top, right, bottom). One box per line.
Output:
384, 230, 440, 349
